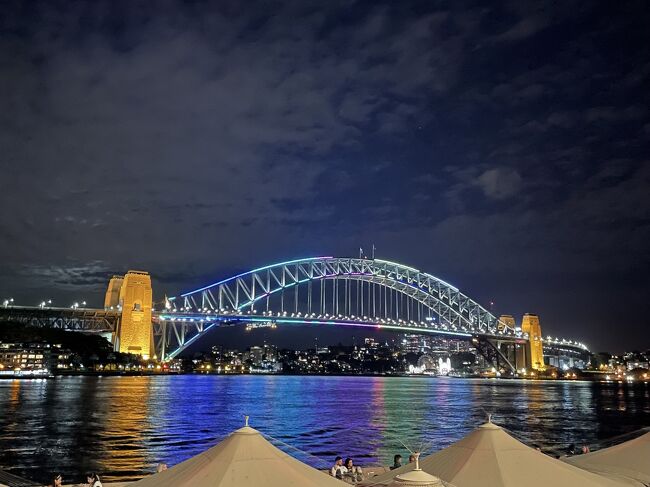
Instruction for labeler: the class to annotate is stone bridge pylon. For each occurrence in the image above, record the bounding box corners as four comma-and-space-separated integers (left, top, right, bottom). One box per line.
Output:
104, 270, 153, 359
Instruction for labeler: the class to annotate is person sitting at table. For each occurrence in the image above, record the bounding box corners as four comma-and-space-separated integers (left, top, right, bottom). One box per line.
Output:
50, 473, 62, 487
330, 456, 347, 478
344, 457, 363, 481
85, 473, 103, 487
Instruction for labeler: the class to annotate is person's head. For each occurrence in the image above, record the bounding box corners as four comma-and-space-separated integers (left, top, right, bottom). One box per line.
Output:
156, 463, 168, 473
52, 473, 62, 487
334, 456, 343, 466
86, 473, 99, 483
393, 454, 402, 466
345, 458, 353, 469
408, 454, 416, 463
581, 445, 589, 454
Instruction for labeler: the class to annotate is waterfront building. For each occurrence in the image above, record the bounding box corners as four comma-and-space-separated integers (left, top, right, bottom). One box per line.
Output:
544, 344, 588, 370
246, 346, 265, 364
622, 351, 650, 371
0, 342, 54, 375
401, 334, 429, 354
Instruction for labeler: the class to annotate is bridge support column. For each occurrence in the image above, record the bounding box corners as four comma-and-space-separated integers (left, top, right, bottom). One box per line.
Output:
105, 271, 153, 359
522, 313, 545, 370
104, 275, 124, 309
514, 342, 530, 371
472, 337, 517, 374
498, 314, 529, 373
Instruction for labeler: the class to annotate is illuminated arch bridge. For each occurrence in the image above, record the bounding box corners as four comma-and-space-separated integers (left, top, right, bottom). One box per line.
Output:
157, 256, 558, 369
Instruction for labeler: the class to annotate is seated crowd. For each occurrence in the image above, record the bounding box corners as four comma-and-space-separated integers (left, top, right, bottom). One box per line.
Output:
330, 456, 363, 482
50, 472, 102, 487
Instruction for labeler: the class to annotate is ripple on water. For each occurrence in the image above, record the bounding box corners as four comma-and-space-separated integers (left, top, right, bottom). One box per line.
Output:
0, 375, 648, 483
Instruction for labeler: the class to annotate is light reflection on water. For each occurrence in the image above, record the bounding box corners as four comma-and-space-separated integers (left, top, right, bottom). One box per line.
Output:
0, 375, 648, 484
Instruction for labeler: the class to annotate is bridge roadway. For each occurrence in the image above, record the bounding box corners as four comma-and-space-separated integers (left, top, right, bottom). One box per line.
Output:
0, 305, 120, 332
153, 309, 521, 360
0, 304, 516, 345
0, 305, 589, 368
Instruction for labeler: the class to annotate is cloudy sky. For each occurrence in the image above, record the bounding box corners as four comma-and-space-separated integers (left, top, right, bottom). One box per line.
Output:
1, 0, 649, 352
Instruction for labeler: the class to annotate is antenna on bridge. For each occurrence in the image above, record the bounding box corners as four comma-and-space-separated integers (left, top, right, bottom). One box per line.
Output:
359, 247, 363, 258
372, 244, 376, 259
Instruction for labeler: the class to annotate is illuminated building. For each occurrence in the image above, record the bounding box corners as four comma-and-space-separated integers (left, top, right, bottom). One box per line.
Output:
0, 342, 51, 375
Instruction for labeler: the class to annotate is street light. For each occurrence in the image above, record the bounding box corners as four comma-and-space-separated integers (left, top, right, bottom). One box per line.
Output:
2, 298, 14, 308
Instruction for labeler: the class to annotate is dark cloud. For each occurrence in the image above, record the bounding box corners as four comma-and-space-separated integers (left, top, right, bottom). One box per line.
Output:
470, 167, 523, 200
1, 0, 649, 352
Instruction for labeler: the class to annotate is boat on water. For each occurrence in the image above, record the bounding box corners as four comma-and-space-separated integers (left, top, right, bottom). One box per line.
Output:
0, 369, 52, 379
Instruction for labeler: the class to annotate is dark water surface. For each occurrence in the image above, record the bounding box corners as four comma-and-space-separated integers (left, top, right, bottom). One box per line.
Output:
0, 375, 648, 483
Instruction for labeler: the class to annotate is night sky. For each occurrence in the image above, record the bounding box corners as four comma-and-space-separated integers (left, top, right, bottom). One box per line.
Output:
1, 1, 649, 353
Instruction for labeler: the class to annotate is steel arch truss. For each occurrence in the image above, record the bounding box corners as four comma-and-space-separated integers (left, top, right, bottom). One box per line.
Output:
178, 257, 512, 335
160, 257, 516, 359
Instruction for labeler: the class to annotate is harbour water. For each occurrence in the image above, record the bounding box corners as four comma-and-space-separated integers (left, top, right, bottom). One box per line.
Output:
0, 375, 648, 484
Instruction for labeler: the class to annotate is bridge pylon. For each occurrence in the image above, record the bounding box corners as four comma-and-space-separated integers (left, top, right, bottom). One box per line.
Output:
104, 275, 124, 308
521, 313, 545, 370
104, 270, 153, 359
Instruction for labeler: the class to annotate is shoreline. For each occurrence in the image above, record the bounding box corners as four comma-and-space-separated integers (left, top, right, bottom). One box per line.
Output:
0, 371, 640, 383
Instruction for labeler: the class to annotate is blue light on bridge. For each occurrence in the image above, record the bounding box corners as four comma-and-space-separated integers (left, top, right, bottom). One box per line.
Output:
181, 256, 334, 297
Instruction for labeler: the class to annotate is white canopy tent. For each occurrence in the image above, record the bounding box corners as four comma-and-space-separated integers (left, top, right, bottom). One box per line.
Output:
364, 421, 641, 487
131, 419, 345, 487
0, 468, 39, 487
564, 430, 650, 485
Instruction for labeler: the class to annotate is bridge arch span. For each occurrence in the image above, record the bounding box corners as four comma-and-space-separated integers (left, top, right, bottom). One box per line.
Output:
158, 257, 516, 359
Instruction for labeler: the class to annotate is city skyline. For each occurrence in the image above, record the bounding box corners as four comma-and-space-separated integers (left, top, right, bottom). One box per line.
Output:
1, 1, 650, 352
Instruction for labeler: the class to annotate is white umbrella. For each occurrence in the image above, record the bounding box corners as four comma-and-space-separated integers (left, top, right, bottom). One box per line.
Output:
564, 430, 650, 484
132, 417, 345, 487
364, 420, 640, 487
